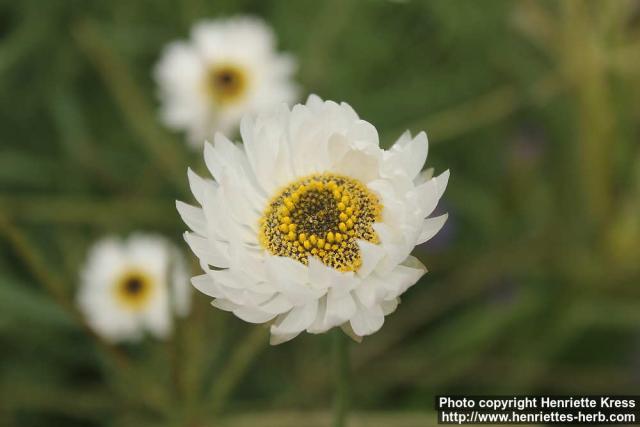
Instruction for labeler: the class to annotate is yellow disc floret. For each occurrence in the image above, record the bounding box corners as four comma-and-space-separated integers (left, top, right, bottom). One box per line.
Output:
206, 64, 248, 105
114, 269, 154, 310
259, 173, 382, 272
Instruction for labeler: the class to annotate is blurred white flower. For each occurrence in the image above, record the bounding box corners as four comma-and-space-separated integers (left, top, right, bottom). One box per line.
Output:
77, 234, 190, 343
177, 95, 448, 344
154, 16, 298, 148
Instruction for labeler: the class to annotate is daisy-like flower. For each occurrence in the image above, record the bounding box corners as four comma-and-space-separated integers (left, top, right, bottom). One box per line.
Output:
77, 234, 191, 343
154, 16, 298, 148
177, 95, 449, 344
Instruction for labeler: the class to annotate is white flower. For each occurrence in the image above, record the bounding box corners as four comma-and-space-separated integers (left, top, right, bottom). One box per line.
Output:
154, 16, 298, 148
177, 95, 449, 344
77, 234, 191, 343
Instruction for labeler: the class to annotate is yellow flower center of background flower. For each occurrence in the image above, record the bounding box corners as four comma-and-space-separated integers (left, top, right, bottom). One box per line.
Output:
114, 270, 154, 310
259, 173, 382, 272
207, 64, 247, 105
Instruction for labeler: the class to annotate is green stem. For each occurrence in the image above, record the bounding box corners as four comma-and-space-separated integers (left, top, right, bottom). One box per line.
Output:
332, 330, 350, 427
209, 327, 269, 416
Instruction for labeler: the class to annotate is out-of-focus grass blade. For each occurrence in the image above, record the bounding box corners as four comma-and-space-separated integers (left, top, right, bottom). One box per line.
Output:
0, 150, 60, 189
0, 274, 73, 330
72, 20, 189, 197
0, 195, 179, 229
1, 381, 114, 418
209, 327, 269, 415
355, 292, 540, 394
48, 86, 119, 191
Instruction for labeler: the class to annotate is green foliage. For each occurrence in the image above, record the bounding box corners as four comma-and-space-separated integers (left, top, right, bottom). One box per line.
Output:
1, 0, 640, 426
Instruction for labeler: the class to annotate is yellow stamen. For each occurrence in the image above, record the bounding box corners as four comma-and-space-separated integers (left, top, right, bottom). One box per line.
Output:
259, 173, 382, 272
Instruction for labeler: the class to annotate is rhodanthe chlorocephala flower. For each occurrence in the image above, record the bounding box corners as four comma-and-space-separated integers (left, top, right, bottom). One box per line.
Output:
154, 16, 298, 148
77, 234, 191, 343
177, 95, 449, 344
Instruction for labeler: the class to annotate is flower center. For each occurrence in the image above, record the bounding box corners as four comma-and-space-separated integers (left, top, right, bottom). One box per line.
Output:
115, 270, 154, 310
207, 64, 247, 105
259, 174, 382, 272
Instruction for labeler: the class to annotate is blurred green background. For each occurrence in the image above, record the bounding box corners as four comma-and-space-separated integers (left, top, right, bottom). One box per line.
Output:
1, 0, 640, 426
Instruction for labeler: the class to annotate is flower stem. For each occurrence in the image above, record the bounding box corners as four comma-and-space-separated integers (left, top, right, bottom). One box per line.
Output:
332, 330, 350, 427
209, 327, 269, 415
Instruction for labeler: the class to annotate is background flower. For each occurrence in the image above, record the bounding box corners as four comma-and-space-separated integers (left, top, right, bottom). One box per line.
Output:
154, 16, 298, 148
77, 234, 190, 342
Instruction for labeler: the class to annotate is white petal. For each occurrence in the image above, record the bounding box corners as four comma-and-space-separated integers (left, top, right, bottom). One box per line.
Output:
381, 256, 427, 298
305, 94, 324, 110
354, 282, 377, 308
414, 167, 435, 185
184, 232, 230, 268
350, 302, 384, 337
401, 131, 429, 180
211, 298, 238, 312
270, 330, 301, 345
413, 178, 440, 218
205, 135, 266, 210
307, 296, 329, 334
416, 214, 448, 245
332, 144, 382, 184
307, 257, 357, 292
233, 306, 277, 323
259, 294, 294, 315
356, 240, 386, 278
240, 108, 290, 192
270, 300, 319, 336
187, 168, 214, 206
176, 201, 206, 235
381, 298, 399, 315
435, 169, 450, 200
346, 119, 379, 146
325, 289, 357, 326
191, 274, 225, 298
218, 173, 261, 228
265, 255, 307, 283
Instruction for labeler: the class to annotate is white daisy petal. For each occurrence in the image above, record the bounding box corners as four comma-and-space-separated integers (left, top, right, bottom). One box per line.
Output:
354, 278, 380, 309
307, 296, 329, 334
416, 214, 449, 245
183, 232, 230, 268
191, 274, 225, 298
435, 169, 450, 200
413, 178, 440, 218
211, 298, 239, 312
176, 201, 207, 235
269, 330, 301, 345
356, 240, 386, 278
393, 131, 429, 180
325, 289, 357, 326
414, 167, 435, 185
381, 298, 399, 315
187, 168, 214, 206
233, 306, 277, 324
259, 294, 294, 315
271, 300, 319, 336
381, 256, 428, 298
350, 301, 385, 337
